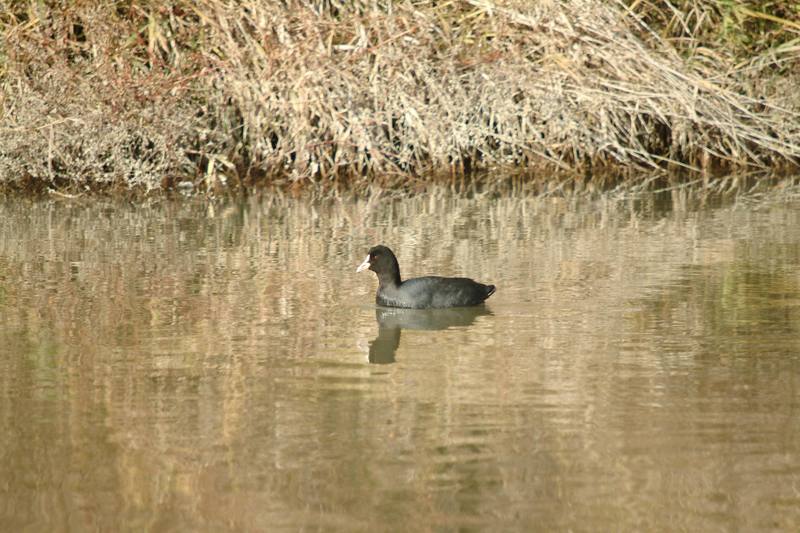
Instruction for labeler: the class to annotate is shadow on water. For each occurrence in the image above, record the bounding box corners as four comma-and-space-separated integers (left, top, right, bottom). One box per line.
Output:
369, 306, 492, 364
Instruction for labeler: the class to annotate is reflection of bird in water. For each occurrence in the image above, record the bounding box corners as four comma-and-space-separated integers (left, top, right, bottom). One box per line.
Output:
368, 325, 401, 365
369, 306, 493, 364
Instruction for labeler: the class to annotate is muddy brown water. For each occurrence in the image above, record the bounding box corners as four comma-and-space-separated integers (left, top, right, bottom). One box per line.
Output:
1, 189, 799, 531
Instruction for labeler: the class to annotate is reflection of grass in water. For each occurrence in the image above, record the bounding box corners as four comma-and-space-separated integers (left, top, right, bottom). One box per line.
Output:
4, 190, 800, 526
717, 256, 800, 332
631, 256, 800, 343
1, 327, 61, 401
26, 336, 62, 396
3, 186, 798, 360
622, 209, 800, 353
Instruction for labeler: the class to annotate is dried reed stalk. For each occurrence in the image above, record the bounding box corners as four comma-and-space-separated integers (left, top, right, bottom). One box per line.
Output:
0, 0, 798, 194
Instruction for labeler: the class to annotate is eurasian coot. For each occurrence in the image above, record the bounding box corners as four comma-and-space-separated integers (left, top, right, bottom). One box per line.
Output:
356, 245, 496, 309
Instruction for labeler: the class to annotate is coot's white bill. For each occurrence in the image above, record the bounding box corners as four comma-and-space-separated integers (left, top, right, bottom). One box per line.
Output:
356, 255, 371, 273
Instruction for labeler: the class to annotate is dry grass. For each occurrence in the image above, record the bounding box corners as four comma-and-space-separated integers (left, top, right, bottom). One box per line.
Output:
1, 0, 799, 195
626, 1, 800, 65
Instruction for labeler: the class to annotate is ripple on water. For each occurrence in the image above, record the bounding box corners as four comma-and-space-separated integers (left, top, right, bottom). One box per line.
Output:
3, 193, 800, 531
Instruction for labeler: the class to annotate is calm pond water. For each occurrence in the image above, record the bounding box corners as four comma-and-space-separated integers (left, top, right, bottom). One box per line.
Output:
1, 187, 800, 531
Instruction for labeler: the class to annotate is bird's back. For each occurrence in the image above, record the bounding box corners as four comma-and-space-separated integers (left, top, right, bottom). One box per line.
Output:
377, 276, 495, 309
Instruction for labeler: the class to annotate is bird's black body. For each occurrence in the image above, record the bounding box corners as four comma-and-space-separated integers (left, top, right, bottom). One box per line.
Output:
357, 245, 495, 309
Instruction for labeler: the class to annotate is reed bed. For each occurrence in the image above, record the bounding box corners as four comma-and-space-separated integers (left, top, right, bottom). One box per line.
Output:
1, 0, 799, 195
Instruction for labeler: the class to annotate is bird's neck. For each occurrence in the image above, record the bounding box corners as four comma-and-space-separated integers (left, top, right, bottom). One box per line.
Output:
377, 269, 401, 288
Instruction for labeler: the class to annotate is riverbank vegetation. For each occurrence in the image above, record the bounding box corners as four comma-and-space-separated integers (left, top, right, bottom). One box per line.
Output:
1, 1, 799, 195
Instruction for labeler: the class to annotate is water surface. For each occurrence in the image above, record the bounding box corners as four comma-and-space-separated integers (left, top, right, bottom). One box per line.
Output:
1, 188, 799, 531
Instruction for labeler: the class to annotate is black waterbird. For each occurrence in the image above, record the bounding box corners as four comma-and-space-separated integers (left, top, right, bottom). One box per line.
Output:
356, 245, 496, 309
